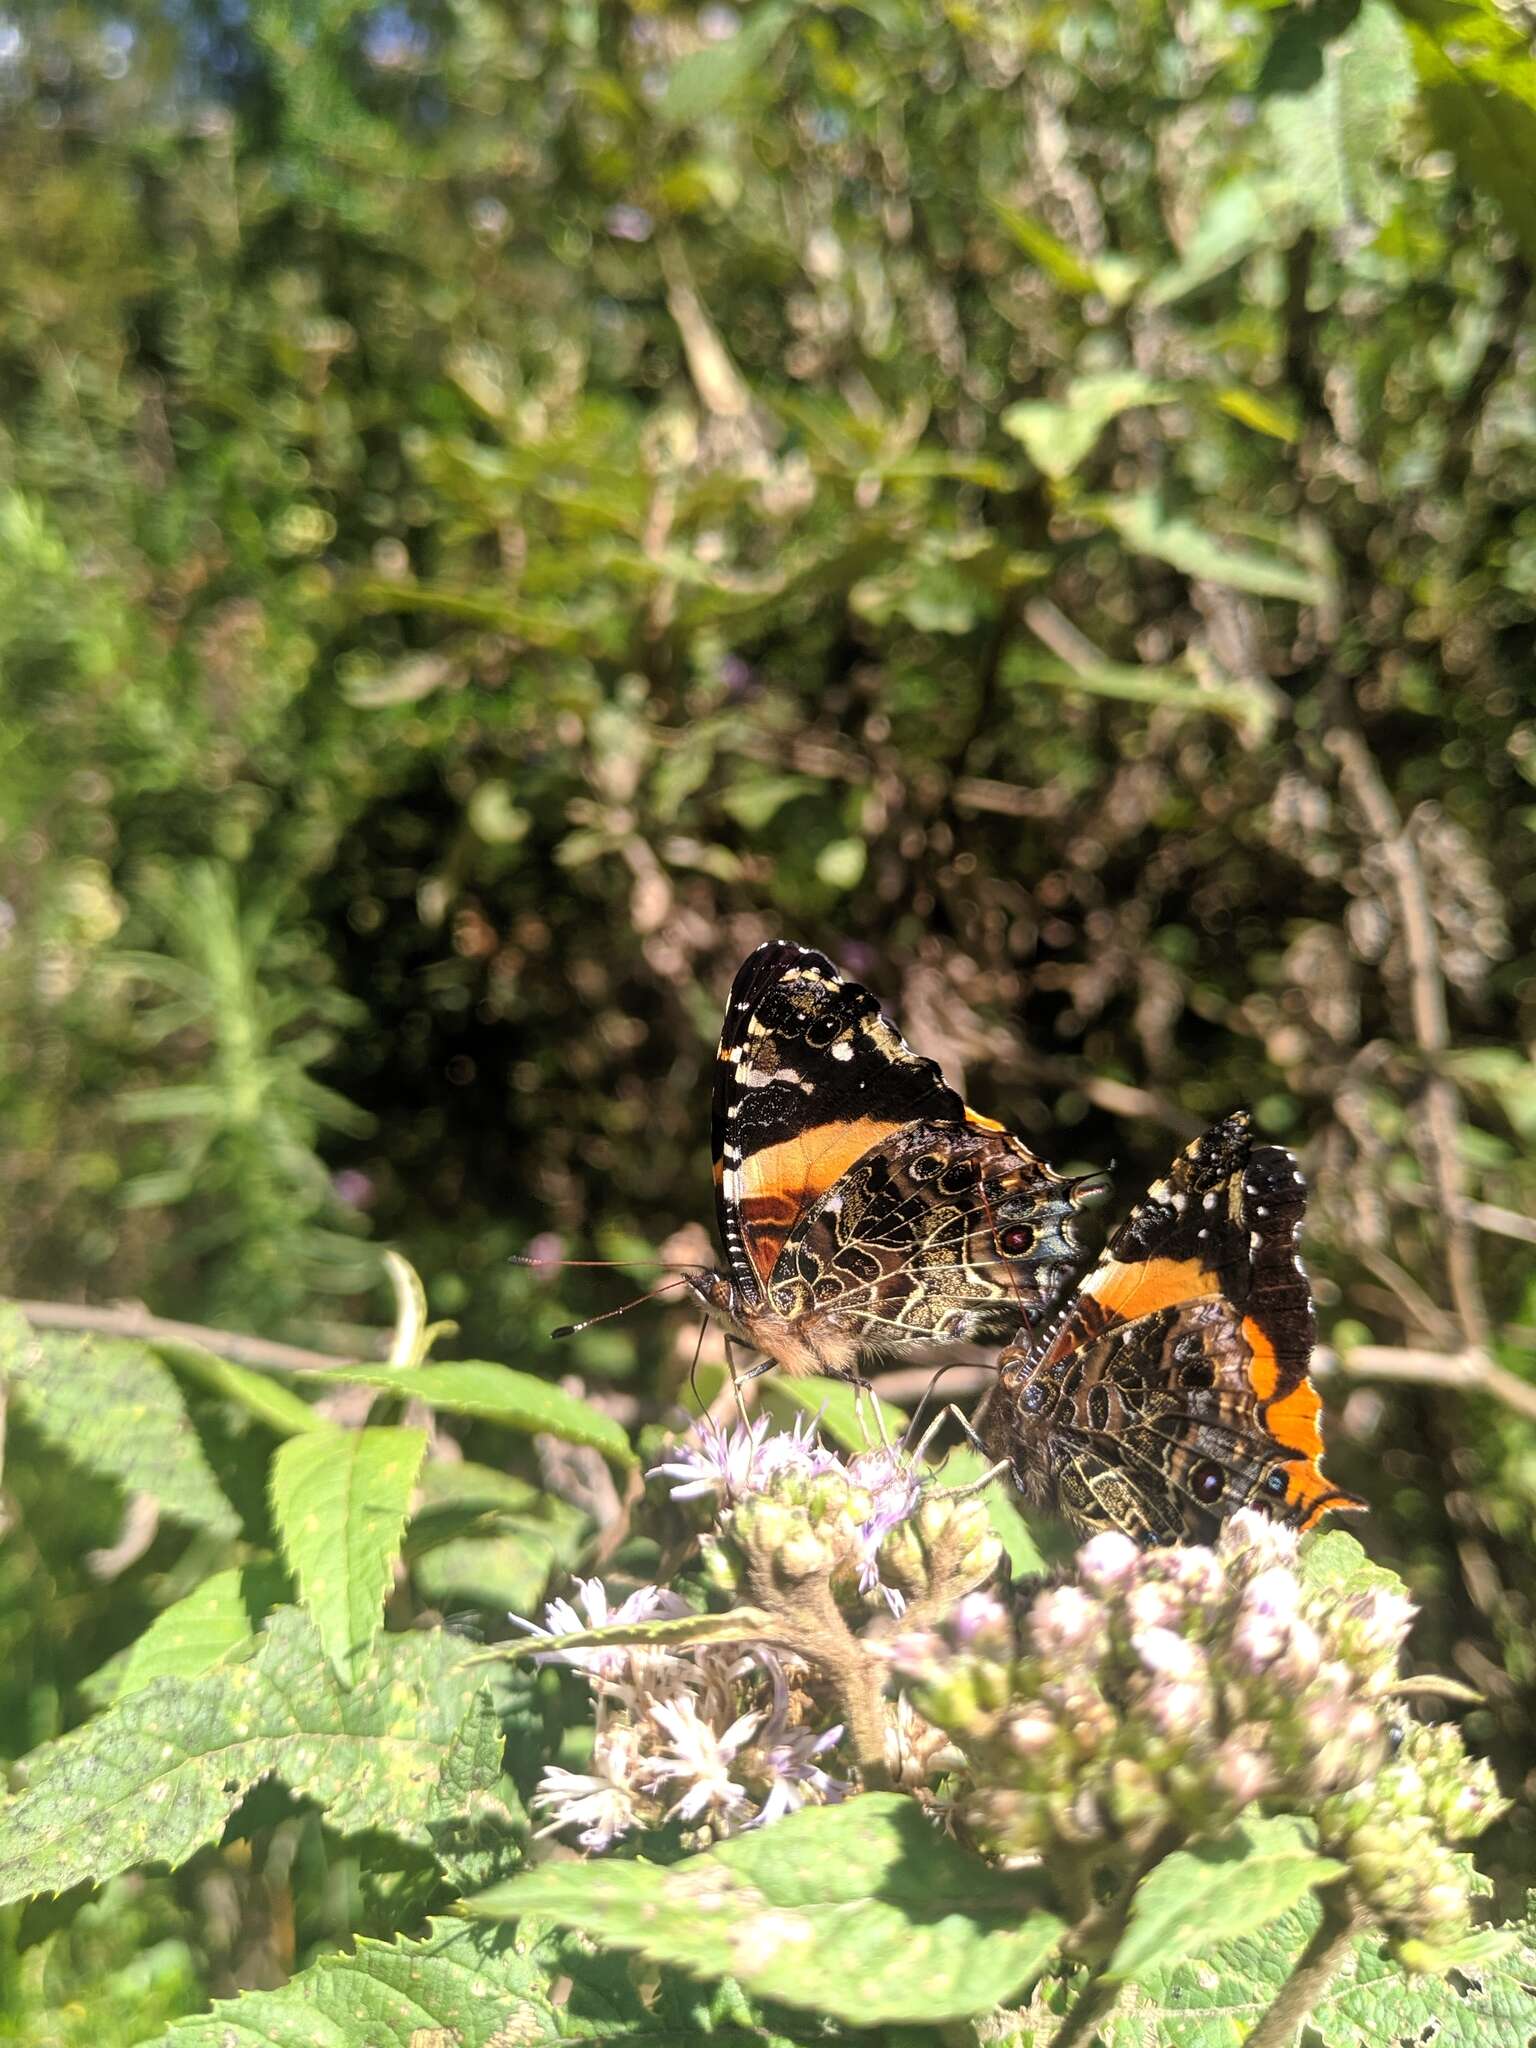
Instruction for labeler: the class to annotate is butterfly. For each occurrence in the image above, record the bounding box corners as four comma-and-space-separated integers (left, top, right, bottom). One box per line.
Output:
978, 1110, 1364, 1545
683, 940, 1105, 1382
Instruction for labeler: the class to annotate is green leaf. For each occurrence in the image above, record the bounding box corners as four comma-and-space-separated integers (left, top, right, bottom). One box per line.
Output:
987, 200, 1098, 294
412, 1527, 560, 1617
162, 1915, 837, 2048
0, 1609, 497, 1907
1002, 373, 1179, 480
1093, 494, 1325, 603
157, 1342, 327, 1437
1003, 642, 1280, 740
270, 1425, 427, 1681
1109, 1816, 1346, 1984
468, 1792, 1064, 2023
1298, 1528, 1408, 1598
718, 772, 819, 831
1262, 1, 1416, 229
1213, 385, 1300, 442
679, 1363, 908, 1454
315, 1363, 637, 1466
1143, 180, 1277, 307
484, 1605, 782, 1664
1099, 1897, 1536, 2048
111, 1561, 291, 1701
1393, 0, 1536, 264
1, 1308, 239, 1538
659, 3, 794, 126
759, 1371, 910, 1453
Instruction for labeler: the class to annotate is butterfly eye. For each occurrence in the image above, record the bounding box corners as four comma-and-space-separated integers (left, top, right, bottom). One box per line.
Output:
999, 1224, 1036, 1257
1264, 1468, 1290, 1499
804, 1016, 841, 1049
1191, 1461, 1225, 1504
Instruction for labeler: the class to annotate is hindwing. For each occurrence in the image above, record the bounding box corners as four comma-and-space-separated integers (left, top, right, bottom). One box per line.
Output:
981, 1111, 1362, 1544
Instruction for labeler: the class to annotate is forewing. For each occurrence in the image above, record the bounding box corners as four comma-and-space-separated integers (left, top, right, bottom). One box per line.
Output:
710, 942, 966, 1291
764, 1123, 1089, 1354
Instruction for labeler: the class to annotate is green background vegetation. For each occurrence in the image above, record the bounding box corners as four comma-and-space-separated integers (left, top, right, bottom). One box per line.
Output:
3, 0, 1536, 2036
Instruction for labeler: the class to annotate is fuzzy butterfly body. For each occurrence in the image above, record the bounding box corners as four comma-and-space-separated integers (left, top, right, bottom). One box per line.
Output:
686, 941, 1102, 1381
979, 1111, 1363, 1545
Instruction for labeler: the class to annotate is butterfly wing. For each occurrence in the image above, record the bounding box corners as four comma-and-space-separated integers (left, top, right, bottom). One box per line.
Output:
763, 1120, 1094, 1359
710, 942, 966, 1298
983, 1112, 1362, 1543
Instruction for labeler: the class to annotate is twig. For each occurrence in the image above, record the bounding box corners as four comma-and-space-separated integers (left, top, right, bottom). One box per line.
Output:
14, 1299, 385, 1374
1325, 725, 1490, 1348
1244, 1889, 1359, 2048
1049, 1969, 1125, 2048
1390, 1182, 1536, 1248
1337, 1344, 1536, 1426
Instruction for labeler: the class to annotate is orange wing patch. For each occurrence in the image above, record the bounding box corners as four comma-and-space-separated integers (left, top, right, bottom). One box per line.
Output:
737, 1116, 903, 1283
963, 1104, 1007, 1134
1088, 1255, 1220, 1324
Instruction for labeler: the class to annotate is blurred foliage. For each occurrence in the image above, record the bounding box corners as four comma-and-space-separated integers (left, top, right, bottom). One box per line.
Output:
2, 0, 1536, 2034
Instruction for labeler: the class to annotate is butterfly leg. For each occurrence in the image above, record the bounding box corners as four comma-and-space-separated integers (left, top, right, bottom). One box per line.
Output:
853, 1379, 893, 1452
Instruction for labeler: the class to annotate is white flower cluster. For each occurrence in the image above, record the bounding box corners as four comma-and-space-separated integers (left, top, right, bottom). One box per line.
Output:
517, 1576, 846, 1850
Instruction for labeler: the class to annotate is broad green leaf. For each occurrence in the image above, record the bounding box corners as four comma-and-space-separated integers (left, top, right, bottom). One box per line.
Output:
679, 1363, 907, 1454
1298, 1528, 1408, 1598
0, 1609, 497, 1907
1094, 494, 1325, 603
157, 1341, 327, 1436
412, 1528, 562, 1616
315, 1363, 636, 1466
1099, 1897, 1536, 2048
162, 1915, 836, 2048
1393, 0, 1536, 264
1, 1307, 238, 1538
934, 1448, 1048, 1577
1143, 180, 1277, 307
1109, 1816, 1345, 1984
659, 3, 794, 125
1002, 374, 1179, 480
760, 1372, 910, 1452
112, 1561, 291, 1700
270, 1425, 427, 1680
718, 772, 819, 831
1262, 1, 1416, 229
469, 1793, 1064, 2023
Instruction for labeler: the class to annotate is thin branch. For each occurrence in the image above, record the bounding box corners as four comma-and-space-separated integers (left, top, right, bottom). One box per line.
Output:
14, 1299, 387, 1373
1325, 724, 1490, 1347
1390, 1181, 1536, 1248
1336, 1344, 1536, 1426
1244, 1890, 1359, 2048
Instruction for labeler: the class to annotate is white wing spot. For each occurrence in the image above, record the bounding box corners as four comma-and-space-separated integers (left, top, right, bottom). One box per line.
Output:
831, 1041, 854, 1062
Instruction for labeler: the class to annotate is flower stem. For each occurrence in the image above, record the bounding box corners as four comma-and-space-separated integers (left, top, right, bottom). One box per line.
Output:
1243, 1889, 1359, 2048
1049, 1966, 1124, 2048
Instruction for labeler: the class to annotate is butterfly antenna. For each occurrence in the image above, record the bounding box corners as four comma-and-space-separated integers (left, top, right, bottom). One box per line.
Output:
551, 1278, 688, 1340
512, 1254, 697, 1270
